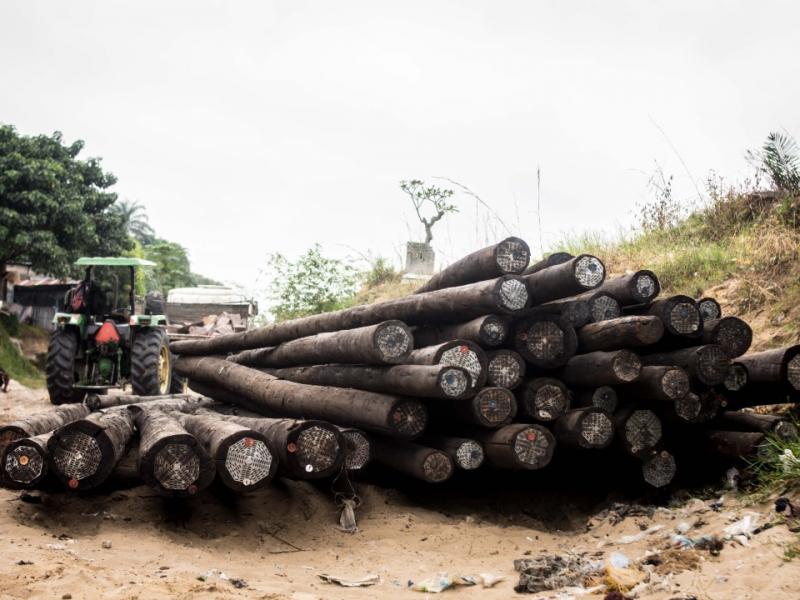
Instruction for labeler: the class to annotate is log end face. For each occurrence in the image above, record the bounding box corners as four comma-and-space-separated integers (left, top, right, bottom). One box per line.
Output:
675, 392, 702, 422
716, 317, 753, 358
341, 429, 371, 471
438, 367, 470, 398
592, 386, 618, 412
642, 451, 676, 488
787, 354, 800, 391
578, 410, 614, 449
152, 441, 203, 493
3, 441, 47, 487
573, 255, 605, 289
516, 318, 575, 368
531, 382, 569, 422
624, 410, 662, 455
50, 429, 104, 488
391, 400, 428, 439
632, 271, 660, 303
697, 345, 731, 386
612, 351, 642, 382
223, 435, 275, 488
497, 277, 530, 313
422, 451, 454, 482
486, 352, 524, 389
775, 421, 799, 442
438, 344, 484, 388
455, 440, 484, 470
374, 321, 414, 363
479, 316, 510, 347
495, 237, 531, 274
661, 367, 690, 400
589, 294, 620, 323
293, 424, 341, 476
724, 363, 749, 391
668, 298, 701, 335
698, 298, 722, 321
513, 425, 555, 469
476, 387, 516, 426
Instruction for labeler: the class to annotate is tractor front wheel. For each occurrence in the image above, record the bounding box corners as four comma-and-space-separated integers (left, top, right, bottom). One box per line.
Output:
46, 329, 86, 405
131, 328, 172, 395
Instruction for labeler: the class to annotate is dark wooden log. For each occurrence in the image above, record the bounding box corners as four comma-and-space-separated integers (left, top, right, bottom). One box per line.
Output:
561, 350, 642, 387
700, 317, 752, 358
697, 297, 722, 322
1, 432, 53, 489
175, 356, 428, 440
84, 393, 211, 412
553, 407, 615, 449
412, 315, 510, 348
525, 298, 591, 328
107, 443, 140, 484
612, 409, 662, 458
736, 346, 800, 394
337, 426, 371, 471
132, 408, 215, 497
405, 340, 488, 389
593, 270, 661, 306
577, 316, 664, 352
227, 321, 413, 368
415, 237, 531, 294
421, 435, 485, 470
704, 430, 766, 460
485, 349, 526, 390
722, 362, 749, 392
170, 276, 530, 356
632, 295, 702, 337
174, 413, 277, 491
47, 408, 135, 490
472, 424, 555, 470
573, 386, 618, 413
263, 364, 474, 400
445, 387, 517, 428
618, 366, 690, 402
641, 450, 677, 488
1, 404, 90, 455
513, 315, 578, 368
673, 391, 704, 423
522, 254, 606, 305
516, 378, 570, 422
713, 411, 799, 441
369, 438, 454, 483
719, 382, 793, 409
524, 252, 574, 275
641, 345, 730, 386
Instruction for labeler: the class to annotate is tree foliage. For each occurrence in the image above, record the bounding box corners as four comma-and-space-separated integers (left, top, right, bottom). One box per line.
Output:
115, 199, 155, 244
0, 124, 131, 275
142, 239, 195, 294
400, 179, 457, 244
747, 131, 800, 195
265, 245, 359, 321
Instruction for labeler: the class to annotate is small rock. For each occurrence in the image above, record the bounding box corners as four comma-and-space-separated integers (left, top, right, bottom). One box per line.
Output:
16, 560, 33, 565
101, 540, 112, 549
62, 594, 72, 599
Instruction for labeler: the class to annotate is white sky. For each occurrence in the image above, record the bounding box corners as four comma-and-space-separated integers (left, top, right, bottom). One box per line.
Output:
2, 1, 799, 295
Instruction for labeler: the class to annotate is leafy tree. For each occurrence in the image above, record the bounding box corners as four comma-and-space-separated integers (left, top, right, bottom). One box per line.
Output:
746, 131, 800, 195
399, 179, 457, 244
115, 199, 155, 244
0, 124, 131, 278
265, 245, 359, 321
142, 239, 195, 294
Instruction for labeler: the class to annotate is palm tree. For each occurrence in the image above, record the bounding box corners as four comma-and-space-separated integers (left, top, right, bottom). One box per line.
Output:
115, 199, 155, 244
747, 131, 800, 195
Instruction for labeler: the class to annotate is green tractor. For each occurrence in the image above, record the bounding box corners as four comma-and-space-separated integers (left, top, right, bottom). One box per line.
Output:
46, 257, 176, 405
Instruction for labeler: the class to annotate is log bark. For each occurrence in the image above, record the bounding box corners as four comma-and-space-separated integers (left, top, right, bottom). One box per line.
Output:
174, 413, 277, 491
1, 404, 90, 454
704, 430, 766, 460
612, 408, 662, 458
1, 432, 53, 489
472, 424, 555, 470
84, 393, 205, 411
170, 275, 530, 356
522, 254, 606, 305
553, 407, 615, 449
525, 298, 591, 328
174, 356, 428, 440
560, 350, 642, 387
641, 345, 730, 386
227, 321, 413, 368
713, 411, 799, 441
697, 297, 722, 322
573, 386, 618, 413
405, 340, 488, 389
46, 408, 135, 490
641, 450, 677, 488
513, 315, 578, 368
524, 252, 574, 275
618, 366, 690, 402
736, 346, 800, 394
412, 315, 510, 348
516, 377, 571, 422
415, 237, 531, 293
485, 349, 526, 390
336, 426, 371, 471
132, 408, 215, 497
722, 382, 795, 410
369, 438, 454, 483
592, 270, 661, 306
421, 435, 485, 470
577, 316, 664, 352
263, 364, 474, 400
630, 295, 702, 337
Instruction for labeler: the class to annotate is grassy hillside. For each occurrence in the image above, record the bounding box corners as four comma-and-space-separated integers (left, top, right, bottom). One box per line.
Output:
0, 316, 46, 388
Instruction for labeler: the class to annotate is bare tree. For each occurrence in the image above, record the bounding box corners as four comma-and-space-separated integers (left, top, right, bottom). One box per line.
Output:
400, 179, 457, 245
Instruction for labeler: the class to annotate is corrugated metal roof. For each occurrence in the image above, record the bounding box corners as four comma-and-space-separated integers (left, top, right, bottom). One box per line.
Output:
15, 278, 78, 287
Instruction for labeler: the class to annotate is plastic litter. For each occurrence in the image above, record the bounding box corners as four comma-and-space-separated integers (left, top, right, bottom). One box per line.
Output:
779, 448, 800, 472
617, 524, 663, 544
514, 554, 602, 593
409, 573, 503, 593
337, 498, 359, 533
319, 573, 380, 587
723, 512, 760, 540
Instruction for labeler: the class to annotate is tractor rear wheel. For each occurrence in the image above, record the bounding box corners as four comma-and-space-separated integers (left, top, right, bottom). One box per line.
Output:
46, 329, 86, 405
131, 328, 172, 395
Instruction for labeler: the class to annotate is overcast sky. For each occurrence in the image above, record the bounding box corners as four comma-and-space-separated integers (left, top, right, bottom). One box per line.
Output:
2, 1, 798, 294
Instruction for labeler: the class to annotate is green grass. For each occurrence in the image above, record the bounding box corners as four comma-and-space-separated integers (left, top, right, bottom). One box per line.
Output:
744, 428, 800, 501
0, 320, 46, 388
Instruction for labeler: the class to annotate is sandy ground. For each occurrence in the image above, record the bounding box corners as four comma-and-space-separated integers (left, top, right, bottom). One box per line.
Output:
1, 382, 800, 600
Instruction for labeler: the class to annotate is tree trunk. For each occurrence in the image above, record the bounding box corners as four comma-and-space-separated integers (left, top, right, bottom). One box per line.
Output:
512, 315, 578, 368
174, 356, 428, 440
592, 270, 661, 306
699, 317, 752, 358
405, 340, 488, 389
572, 386, 618, 413
84, 393, 200, 411
534, 291, 621, 326
617, 366, 690, 402
1, 432, 53, 489
1, 404, 90, 454
524, 252, 574, 275
735, 345, 800, 393
485, 349, 526, 390
628, 295, 702, 337
368, 438, 454, 483
712, 411, 798, 441
521, 254, 606, 305
560, 350, 642, 387
516, 377, 570, 422
420, 435, 485, 470
415, 237, 531, 294
577, 316, 664, 352
641, 345, 730, 386
412, 314, 510, 348
170, 275, 530, 356
552, 407, 615, 449
471, 424, 555, 470
227, 321, 413, 367
703, 430, 766, 460
429, 387, 517, 428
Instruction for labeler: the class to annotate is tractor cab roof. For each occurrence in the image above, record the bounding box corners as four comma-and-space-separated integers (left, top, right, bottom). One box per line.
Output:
75, 257, 157, 267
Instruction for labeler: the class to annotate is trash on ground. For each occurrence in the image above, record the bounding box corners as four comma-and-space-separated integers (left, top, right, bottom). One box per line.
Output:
409, 573, 503, 593
514, 554, 602, 593
617, 524, 663, 544
604, 553, 645, 592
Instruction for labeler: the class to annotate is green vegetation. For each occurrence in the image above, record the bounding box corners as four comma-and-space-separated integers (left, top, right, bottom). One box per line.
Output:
400, 179, 457, 244
744, 428, 800, 501
0, 316, 45, 388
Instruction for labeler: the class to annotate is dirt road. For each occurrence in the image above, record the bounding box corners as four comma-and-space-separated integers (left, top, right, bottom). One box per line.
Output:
1, 381, 799, 599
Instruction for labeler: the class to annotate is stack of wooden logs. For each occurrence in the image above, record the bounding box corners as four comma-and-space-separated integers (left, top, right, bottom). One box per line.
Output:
2, 237, 799, 497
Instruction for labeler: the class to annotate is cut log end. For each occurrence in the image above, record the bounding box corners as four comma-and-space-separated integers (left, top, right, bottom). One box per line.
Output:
438, 367, 470, 398
612, 350, 642, 382
712, 317, 752, 358
486, 351, 524, 389
341, 430, 371, 471
223, 436, 274, 487
661, 368, 690, 400
624, 410, 662, 455
512, 426, 555, 469
52, 431, 104, 486
480, 315, 509, 346
391, 400, 428, 438
3, 442, 46, 486
697, 345, 731, 385
498, 278, 529, 311
495, 237, 531, 274
578, 410, 614, 448
698, 298, 721, 321
422, 451, 454, 482
788, 354, 800, 391
532, 382, 569, 422
642, 451, 676, 488
590, 294, 621, 322
591, 386, 618, 413
438, 344, 484, 388
153, 442, 203, 493
374, 321, 413, 362
454, 440, 484, 470
293, 425, 341, 475
476, 387, 516, 426
574, 255, 605, 289
775, 421, 800, 442
724, 364, 748, 391
633, 272, 659, 303
675, 393, 702, 422
669, 300, 701, 335
518, 320, 570, 365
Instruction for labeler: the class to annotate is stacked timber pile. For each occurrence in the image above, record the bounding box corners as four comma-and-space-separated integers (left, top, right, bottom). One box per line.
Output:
2, 237, 799, 500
